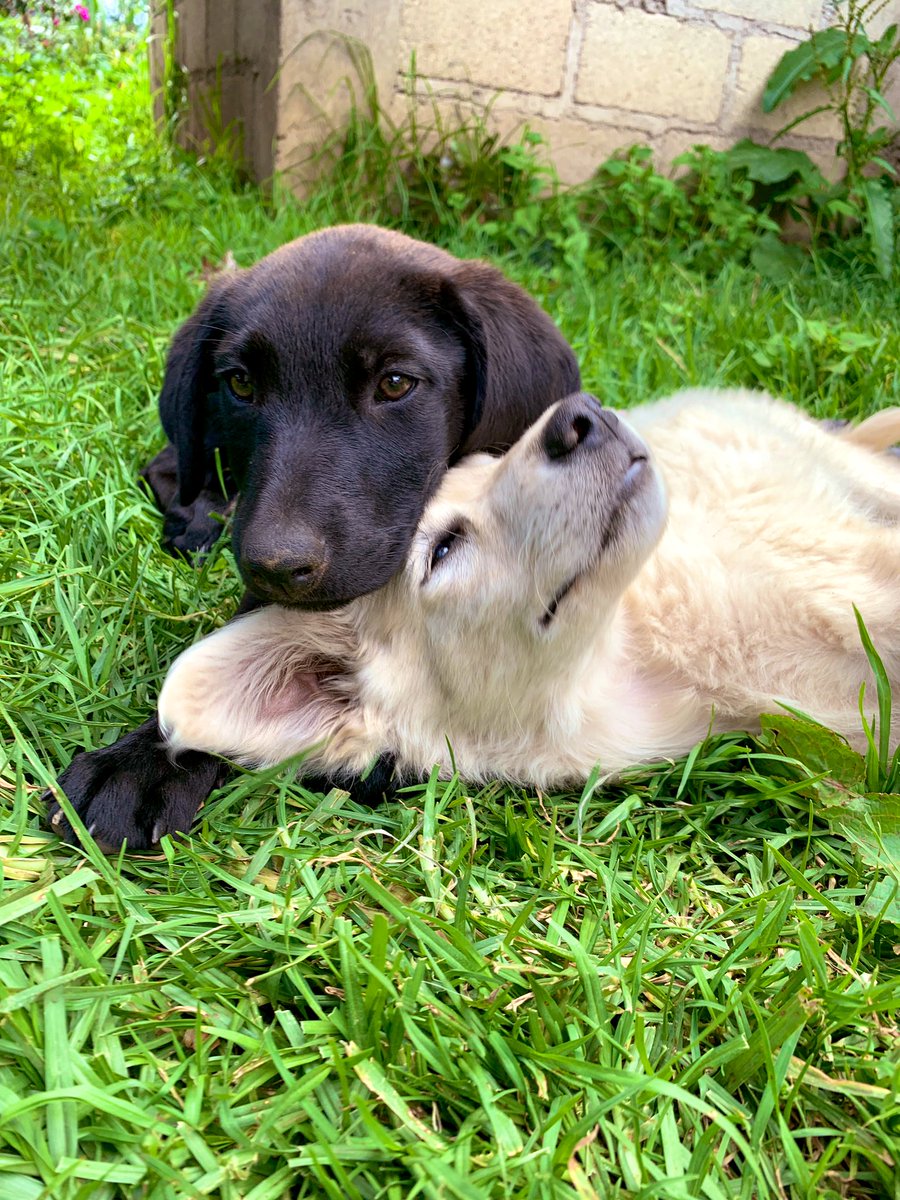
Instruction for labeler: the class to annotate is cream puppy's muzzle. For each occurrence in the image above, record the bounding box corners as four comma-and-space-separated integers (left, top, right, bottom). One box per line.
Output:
483, 392, 667, 632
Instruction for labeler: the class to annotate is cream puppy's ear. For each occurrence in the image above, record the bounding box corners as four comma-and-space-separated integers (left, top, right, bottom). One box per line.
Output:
157, 607, 362, 769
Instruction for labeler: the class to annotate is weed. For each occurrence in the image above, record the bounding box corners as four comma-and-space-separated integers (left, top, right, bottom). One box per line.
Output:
293, 38, 559, 237
750, 0, 900, 277
764, 0, 900, 185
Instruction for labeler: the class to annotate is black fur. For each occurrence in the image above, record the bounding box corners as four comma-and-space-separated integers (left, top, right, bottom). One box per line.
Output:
48, 717, 229, 850
139, 443, 234, 559
153, 225, 579, 607
301, 752, 410, 808
49, 224, 581, 850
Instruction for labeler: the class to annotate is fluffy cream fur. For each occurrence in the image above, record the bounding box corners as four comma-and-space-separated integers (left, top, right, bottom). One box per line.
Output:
158, 389, 900, 789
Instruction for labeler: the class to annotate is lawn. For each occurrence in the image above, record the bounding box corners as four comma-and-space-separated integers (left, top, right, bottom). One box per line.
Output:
0, 13, 899, 1200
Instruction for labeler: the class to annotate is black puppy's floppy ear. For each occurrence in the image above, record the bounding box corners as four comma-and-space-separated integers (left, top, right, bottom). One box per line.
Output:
436, 279, 489, 457
446, 260, 582, 456
158, 277, 234, 506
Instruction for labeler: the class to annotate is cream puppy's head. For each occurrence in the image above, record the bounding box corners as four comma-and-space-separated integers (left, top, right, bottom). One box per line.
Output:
158, 393, 668, 783
365, 394, 666, 723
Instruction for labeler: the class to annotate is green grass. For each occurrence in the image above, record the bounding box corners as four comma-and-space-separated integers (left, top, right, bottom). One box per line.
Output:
1, 16, 899, 1200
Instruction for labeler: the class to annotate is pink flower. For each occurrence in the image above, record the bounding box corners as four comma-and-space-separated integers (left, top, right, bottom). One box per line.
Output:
74, 4, 90, 20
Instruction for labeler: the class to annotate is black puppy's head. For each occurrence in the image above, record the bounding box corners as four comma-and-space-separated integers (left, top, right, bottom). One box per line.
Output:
159, 224, 580, 608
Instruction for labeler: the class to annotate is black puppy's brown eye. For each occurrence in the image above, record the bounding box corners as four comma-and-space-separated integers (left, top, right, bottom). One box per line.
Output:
227, 371, 254, 401
376, 372, 416, 403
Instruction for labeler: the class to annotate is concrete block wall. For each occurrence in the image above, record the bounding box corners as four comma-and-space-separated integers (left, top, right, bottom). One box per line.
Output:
153, 1, 900, 188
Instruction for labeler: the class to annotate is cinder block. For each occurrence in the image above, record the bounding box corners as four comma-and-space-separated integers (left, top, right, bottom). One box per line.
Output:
177, 0, 207, 72
184, 77, 211, 148
279, 1, 403, 128
400, 0, 572, 96
217, 69, 250, 150
274, 32, 360, 180
880, 70, 900, 131
577, 9, 732, 123
734, 36, 841, 140
690, 0, 824, 26
237, 0, 280, 68
206, 0, 237, 65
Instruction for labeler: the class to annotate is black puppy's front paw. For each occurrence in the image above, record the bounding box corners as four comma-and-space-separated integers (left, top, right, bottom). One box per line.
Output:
47, 716, 229, 852
139, 447, 233, 559
161, 494, 232, 560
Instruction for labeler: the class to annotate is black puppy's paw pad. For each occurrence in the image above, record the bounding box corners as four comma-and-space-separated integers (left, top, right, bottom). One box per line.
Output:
162, 530, 219, 560
47, 718, 228, 853
162, 508, 225, 560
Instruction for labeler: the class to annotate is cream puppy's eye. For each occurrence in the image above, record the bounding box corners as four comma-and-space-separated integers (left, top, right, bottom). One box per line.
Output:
429, 524, 466, 572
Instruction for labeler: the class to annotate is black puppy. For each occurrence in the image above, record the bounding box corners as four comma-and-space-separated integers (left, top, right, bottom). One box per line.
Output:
145, 224, 579, 605
49, 224, 580, 849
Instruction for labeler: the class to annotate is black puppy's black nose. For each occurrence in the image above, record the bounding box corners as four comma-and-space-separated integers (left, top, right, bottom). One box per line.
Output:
542, 394, 617, 460
239, 528, 328, 604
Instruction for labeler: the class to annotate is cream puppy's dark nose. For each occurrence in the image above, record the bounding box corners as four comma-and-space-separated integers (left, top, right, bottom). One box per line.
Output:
542, 393, 617, 460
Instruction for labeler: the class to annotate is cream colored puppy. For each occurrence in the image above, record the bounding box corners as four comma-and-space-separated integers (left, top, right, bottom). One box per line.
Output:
158, 389, 900, 791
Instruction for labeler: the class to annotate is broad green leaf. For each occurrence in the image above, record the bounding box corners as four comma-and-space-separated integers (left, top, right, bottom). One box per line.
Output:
860, 177, 894, 280
870, 153, 898, 177
725, 139, 824, 187
861, 875, 900, 924
763, 29, 870, 112
872, 22, 899, 58
835, 329, 880, 353
750, 233, 806, 283
803, 318, 831, 344
726, 990, 812, 1089
860, 84, 896, 121
757, 713, 866, 788
819, 793, 900, 877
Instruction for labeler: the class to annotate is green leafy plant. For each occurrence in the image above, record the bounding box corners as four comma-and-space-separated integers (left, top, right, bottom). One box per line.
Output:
748, 305, 888, 393
0, 6, 224, 221
762, 0, 900, 276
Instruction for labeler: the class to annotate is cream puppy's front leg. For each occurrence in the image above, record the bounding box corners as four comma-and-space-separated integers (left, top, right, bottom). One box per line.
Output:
158, 606, 362, 770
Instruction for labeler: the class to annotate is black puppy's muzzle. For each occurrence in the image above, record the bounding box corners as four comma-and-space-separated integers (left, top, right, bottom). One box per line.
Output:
237, 524, 329, 607
542, 393, 619, 460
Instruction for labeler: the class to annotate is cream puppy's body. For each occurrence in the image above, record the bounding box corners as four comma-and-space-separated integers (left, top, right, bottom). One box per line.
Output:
158, 389, 900, 790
